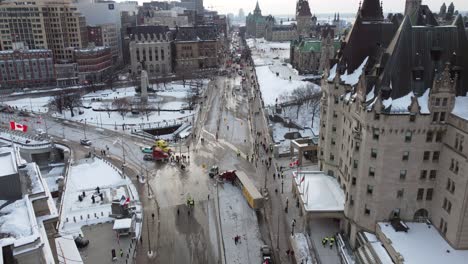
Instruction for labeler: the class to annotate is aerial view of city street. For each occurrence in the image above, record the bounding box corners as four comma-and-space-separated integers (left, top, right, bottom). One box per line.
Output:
0, 0, 468, 264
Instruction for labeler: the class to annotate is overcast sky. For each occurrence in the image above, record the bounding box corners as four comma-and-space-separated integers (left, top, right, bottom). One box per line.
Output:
202, 0, 467, 15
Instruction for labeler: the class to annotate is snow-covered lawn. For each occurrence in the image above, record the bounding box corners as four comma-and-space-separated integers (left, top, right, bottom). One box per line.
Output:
4, 81, 203, 130
247, 38, 320, 105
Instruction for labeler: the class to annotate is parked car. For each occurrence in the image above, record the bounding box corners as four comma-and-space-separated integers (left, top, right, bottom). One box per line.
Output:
74, 235, 89, 248
80, 139, 92, 146
143, 154, 154, 161
141, 146, 153, 153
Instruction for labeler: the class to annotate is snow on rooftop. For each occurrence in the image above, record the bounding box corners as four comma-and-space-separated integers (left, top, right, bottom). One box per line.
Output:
327, 64, 337, 82
26, 163, 45, 194
366, 86, 375, 102
0, 197, 45, 250
0, 148, 17, 176
453, 94, 468, 121
389, 91, 414, 112
55, 235, 83, 264
378, 222, 468, 264
69, 158, 126, 190
113, 218, 132, 230
340, 57, 368, 86
364, 232, 394, 264
293, 171, 345, 212
0, 199, 32, 239
417, 88, 431, 114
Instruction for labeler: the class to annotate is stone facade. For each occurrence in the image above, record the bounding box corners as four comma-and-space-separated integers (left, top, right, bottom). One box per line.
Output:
290, 28, 339, 74
296, 0, 312, 37
245, 1, 267, 38
173, 26, 220, 74
265, 16, 297, 42
0, 43, 55, 89
319, 0, 468, 250
128, 26, 172, 77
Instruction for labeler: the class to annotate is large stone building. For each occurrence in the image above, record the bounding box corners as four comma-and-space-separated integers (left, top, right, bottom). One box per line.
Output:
0, 42, 55, 89
173, 26, 220, 74
245, 1, 267, 38
0, 0, 88, 61
296, 0, 313, 37
142, 9, 190, 27
319, 0, 468, 252
290, 28, 339, 74
265, 16, 297, 42
128, 26, 172, 76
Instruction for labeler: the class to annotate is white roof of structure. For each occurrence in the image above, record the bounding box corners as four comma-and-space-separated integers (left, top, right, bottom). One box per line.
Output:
378, 222, 468, 264
0, 148, 17, 176
293, 171, 345, 212
113, 218, 132, 230
55, 235, 84, 264
0, 197, 39, 248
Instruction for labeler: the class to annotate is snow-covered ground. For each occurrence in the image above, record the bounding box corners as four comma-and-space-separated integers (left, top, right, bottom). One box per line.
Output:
247, 38, 320, 105
59, 157, 140, 236
4, 81, 203, 131
218, 183, 263, 264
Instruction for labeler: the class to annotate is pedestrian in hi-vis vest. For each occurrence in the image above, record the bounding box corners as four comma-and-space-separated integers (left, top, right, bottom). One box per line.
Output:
329, 236, 335, 249
322, 237, 329, 247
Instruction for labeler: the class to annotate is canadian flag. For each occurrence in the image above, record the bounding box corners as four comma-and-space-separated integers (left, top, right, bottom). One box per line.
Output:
10, 121, 28, 132
289, 159, 299, 168
119, 195, 130, 206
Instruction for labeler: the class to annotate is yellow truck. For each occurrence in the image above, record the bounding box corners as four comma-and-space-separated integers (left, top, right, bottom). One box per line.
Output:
235, 171, 264, 210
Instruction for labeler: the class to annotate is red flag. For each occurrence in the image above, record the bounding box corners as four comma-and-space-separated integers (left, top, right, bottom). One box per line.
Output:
10, 121, 28, 132
300, 175, 305, 184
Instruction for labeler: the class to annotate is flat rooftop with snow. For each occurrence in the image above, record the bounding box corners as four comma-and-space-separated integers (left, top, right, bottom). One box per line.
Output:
292, 171, 345, 217
376, 222, 468, 264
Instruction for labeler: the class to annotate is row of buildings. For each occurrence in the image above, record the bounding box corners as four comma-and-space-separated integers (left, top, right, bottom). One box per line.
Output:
0, 0, 226, 90
126, 25, 222, 78
246, 0, 344, 42
315, 0, 468, 262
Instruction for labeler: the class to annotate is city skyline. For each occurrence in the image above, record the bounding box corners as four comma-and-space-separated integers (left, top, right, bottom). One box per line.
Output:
201, 0, 468, 15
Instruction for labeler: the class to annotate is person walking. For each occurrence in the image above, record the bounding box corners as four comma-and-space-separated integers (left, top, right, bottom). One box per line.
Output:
322, 237, 328, 247
151, 213, 155, 221
119, 249, 124, 258
330, 236, 335, 249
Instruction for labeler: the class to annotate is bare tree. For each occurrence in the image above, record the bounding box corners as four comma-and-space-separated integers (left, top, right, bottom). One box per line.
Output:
101, 102, 112, 118
50, 93, 82, 117
287, 83, 322, 122
112, 98, 130, 120
49, 95, 64, 114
